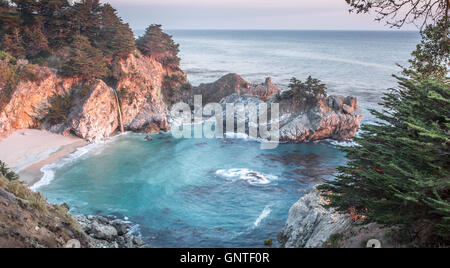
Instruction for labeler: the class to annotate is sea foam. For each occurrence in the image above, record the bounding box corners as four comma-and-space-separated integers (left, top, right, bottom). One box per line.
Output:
254, 205, 272, 228
215, 168, 277, 185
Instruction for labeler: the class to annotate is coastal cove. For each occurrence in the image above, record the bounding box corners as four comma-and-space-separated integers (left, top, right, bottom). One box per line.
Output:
34, 132, 346, 248
0, 29, 424, 248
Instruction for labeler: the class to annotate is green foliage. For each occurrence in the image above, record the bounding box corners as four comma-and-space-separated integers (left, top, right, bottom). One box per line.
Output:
0, 50, 17, 64
408, 19, 449, 80
0, 161, 19, 181
162, 73, 186, 97
136, 24, 180, 70
43, 91, 73, 125
0, 0, 139, 79
281, 76, 328, 101
0, 54, 19, 112
97, 4, 135, 60
264, 238, 273, 247
320, 75, 450, 245
61, 35, 108, 79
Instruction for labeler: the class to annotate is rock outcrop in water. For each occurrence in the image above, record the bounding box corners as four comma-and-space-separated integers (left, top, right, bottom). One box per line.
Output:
219, 91, 362, 143
193, 73, 280, 104
0, 51, 178, 142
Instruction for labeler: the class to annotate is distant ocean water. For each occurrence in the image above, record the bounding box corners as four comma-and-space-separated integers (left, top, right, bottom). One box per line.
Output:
37, 30, 421, 248
159, 30, 419, 122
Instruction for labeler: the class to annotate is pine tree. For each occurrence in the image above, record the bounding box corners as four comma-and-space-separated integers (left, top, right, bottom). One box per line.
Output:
61, 35, 108, 79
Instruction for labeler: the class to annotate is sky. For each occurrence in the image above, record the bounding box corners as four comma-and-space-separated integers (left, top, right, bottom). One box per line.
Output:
102, 0, 417, 31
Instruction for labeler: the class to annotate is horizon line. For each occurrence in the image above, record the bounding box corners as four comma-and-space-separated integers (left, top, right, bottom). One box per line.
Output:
134, 28, 419, 32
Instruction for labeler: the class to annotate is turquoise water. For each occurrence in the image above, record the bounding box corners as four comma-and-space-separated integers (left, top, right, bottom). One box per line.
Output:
38, 133, 345, 248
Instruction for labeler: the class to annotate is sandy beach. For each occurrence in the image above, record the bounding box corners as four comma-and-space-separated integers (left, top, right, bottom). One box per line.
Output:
0, 129, 88, 186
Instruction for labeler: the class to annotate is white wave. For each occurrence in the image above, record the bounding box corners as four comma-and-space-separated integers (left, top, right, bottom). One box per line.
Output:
224, 132, 267, 143
215, 168, 277, 185
326, 139, 359, 147
31, 133, 129, 191
254, 205, 271, 228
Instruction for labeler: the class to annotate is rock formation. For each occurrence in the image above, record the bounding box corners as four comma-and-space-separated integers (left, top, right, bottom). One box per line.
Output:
278, 186, 353, 248
275, 95, 362, 143
192, 73, 280, 104
0, 51, 177, 142
218, 92, 362, 143
279, 186, 404, 248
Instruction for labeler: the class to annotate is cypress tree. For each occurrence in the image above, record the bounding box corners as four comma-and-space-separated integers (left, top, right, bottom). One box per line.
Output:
97, 4, 135, 60
320, 21, 450, 245
61, 35, 108, 79
136, 24, 180, 70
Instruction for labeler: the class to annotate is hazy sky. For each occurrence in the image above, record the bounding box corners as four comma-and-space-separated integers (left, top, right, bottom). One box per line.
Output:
102, 0, 417, 31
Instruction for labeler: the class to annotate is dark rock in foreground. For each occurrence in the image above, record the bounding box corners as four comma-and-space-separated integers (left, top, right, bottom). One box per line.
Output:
75, 215, 147, 248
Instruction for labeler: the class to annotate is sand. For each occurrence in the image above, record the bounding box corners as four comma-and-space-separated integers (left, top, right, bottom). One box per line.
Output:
0, 129, 88, 186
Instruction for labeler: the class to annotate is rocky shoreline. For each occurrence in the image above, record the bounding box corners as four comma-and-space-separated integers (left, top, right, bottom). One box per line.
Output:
74, 215, 147, 248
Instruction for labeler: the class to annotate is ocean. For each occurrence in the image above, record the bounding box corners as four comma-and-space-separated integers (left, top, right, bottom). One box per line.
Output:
168, 30, 420, 122
37, 30, 420, 248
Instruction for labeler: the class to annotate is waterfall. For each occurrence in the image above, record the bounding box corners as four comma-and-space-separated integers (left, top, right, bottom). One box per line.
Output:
112, 88, 124, 133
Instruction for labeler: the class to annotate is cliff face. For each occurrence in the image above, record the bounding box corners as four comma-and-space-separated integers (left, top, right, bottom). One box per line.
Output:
274, 95, 362, 143
0, 177, 90, 248
0, 51, 176, 142
278, 186, 353, 248
0, 176, 146, 248
279, 186, 404, 248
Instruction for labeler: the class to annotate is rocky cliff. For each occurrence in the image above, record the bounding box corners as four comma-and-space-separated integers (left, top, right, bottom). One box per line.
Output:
192, 73, 280, 104
219, 91, 362, 143
279, 186, 404, 248
0, 176, 146, 248
278, 186, 353, 248
0, 51, 179, 142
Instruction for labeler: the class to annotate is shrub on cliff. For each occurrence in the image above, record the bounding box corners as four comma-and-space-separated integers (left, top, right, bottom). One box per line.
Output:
0, 52, 19, 112
136, 24, 180, 70
0, 161, 18, 181
43, 91, 73, 125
